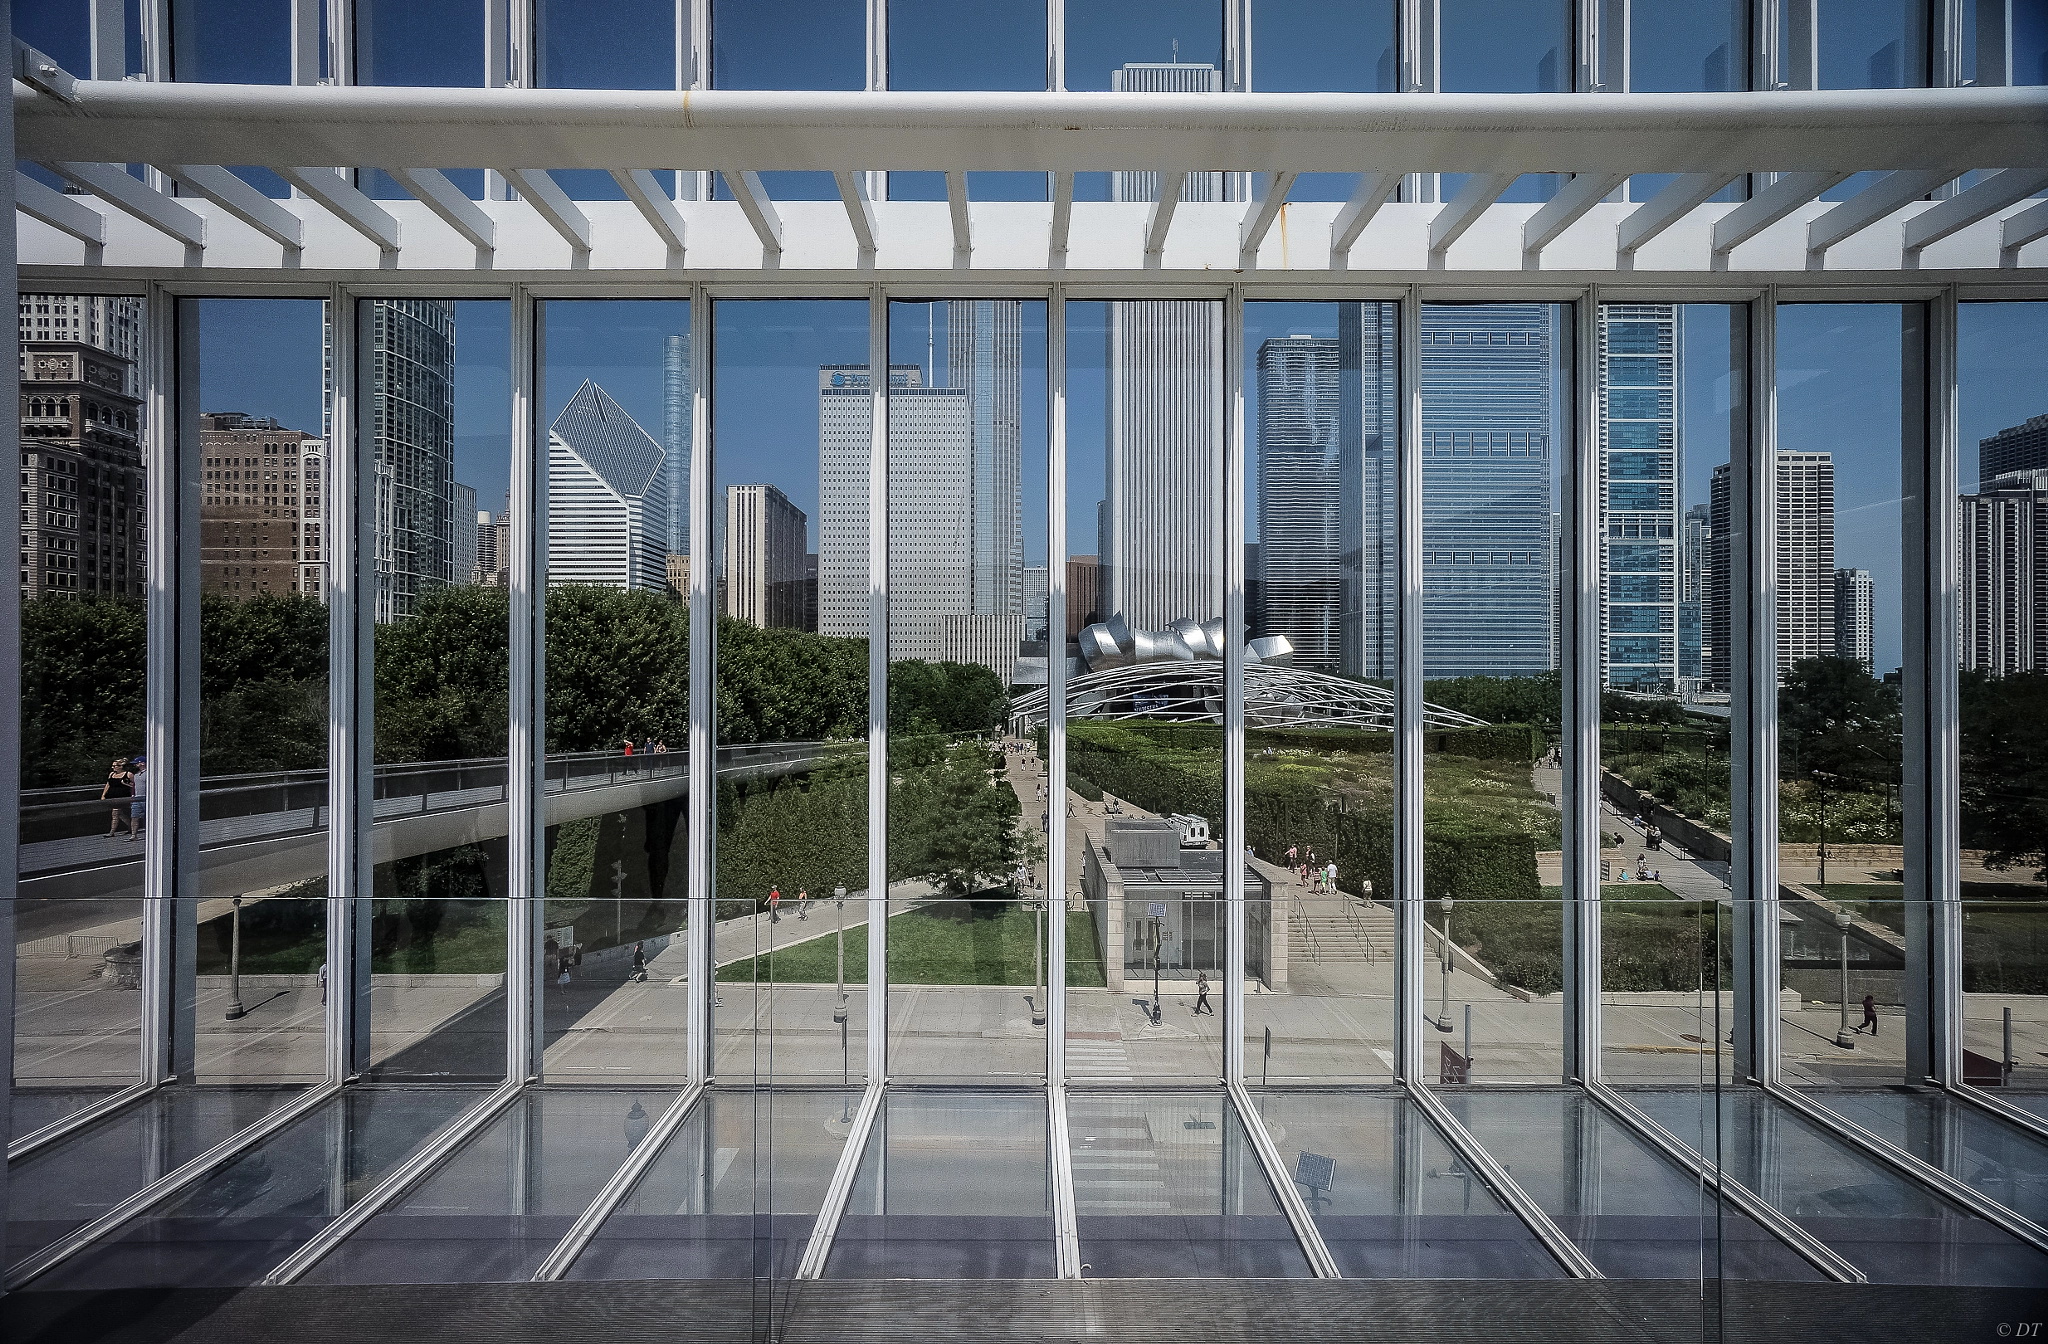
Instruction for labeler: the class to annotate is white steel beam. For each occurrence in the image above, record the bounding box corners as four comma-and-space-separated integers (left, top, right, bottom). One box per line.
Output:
946, 169, 970, 255
47, 161, 205, 249
1049, 170, 1073, 257
720, 169, 784, 254
865, 286, 888, 1083
1229, 1083, 1339, 1277
15, 173, 104, 245
1429, 172, 1514, 254
833, 169, 877, 254
502, 167, 591, 253
386, 166, 497, 252
1904, 167, 2048, 252
277, 165, 399, 252
532, 1082, 706, 1280
2001, 197, 2048, 260
794, 1083, 883, 1278
1805, 169, 1953, 256
13, 39, 78, 103
1238, 169, 1297, 260
610, 168, 684, 255
1144, 171, 1186, 256
160, 164, 303, 251
1047, 1084, 1081, 1278
1522, 172, 1628, 256
1713, 171, 1851, 256
1330, 170, 1402, 255
1617, 172, 1742, 254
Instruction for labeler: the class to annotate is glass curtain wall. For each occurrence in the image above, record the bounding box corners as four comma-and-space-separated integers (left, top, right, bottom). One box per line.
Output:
537, 300, 691, 1088
364, 299, 512, 1084
1616, 0, 1749, 203
537, 0, 677, 200
1062, 298, 1225, 1084
710, 299, 870, 1086
354, 0, 488, 199
1418, 302, 1571, 1086
883, 299, 1051, 1083
1240, 300, 1397, 1084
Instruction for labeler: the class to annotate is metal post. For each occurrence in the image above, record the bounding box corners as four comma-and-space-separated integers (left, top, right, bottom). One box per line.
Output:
506, 286, 544, 1083
225, 897, 246, 1020
0, 0, 18, 1171
1047, 288, 1068, 1085
1464, 1002, 1473, 1079
1835, 909, 1854, 1049
1563, 289, 1601, 1083
686, 286, 713, 1083
1224, 286, 1246, 1084
1034, 904, 1045, 1028
330, 285, 372, 1081
1395, 287, 1426, 1084
1731, 291, 1779, 1086
865, 285, 888, 1083
1436, 898, 1454, 1032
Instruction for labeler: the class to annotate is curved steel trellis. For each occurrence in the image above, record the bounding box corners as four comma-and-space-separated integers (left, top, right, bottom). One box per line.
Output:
1009, 662, 1488, 732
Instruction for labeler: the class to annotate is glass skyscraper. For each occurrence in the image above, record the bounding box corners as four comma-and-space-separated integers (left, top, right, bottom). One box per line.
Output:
1599, 304, 1682, 692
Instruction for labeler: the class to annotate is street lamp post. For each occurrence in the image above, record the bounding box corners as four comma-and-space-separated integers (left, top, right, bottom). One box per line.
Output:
1834, 908, 1856, 1049
1033, 900, 1046, 1028
225, 894, 247, 1020
834, 884, 849, 1116
1435, 897, 1455, 1032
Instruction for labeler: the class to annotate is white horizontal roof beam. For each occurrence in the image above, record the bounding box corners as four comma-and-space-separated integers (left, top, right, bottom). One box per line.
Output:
1238, 170, 1297, 260
1617, 172, 1741, 254
386, 166, 496, 251
832, 170, 875, 253
1904, 167, 2048, 252
2000, 196, 2048, 259
610, 168, 683, 255
1522, 171, 1628, 256
47, 160, 205, 248
1330, 170, 1401, 255
1430, 172, 1515, 254
1805, 168, 1954, 255
1712, 170, 1851, 255
720, 169, 783, 255
502, 167, 590, 253
1144, 171, 1186, 256
17, 173, 104, 245
1050, 170, 1073, 257
161, 163, 303, 251
276, 165, 399, 252
946, 170, 971, 254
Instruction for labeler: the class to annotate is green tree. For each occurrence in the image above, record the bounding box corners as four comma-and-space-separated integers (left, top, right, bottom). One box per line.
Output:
21, 594, 148, 787
374, 583, 511, 763
1959, 668, 2048, 881
545, 585, 689, 752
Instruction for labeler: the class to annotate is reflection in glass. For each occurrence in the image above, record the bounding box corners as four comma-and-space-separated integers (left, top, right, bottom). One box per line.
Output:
356, 0, 485, 87
714, 0, 865, 90
1064, 2, 1227, 202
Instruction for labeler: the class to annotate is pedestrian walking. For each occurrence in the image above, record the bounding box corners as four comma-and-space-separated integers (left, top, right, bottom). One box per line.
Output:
1287, 844, 1298, 868
797, 887, 810, 921
622, 737, 635, 756
125, 756, 147, 840
1859, 993, 1879, 1035
101, 757, 133, 837
1193, 971, 1213, 1015
768, 886, 781, 923
1325, 861, 1339, 894
630, 940, 648, 983
319, 961, 328, 1005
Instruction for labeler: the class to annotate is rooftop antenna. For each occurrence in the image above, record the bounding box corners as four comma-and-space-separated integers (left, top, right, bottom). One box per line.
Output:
1172, 38, 1180, 65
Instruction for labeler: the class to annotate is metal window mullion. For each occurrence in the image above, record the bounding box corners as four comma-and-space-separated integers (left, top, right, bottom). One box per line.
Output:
1564, 287, 1602, 1083
1395, 287, 1425, 1084
1047, 286, 1068, 1083
793, 1081, 884, 1278
329, 285, 372, 1080
1048, 0, 1064, 91
1223, 288, 1246, 1087
866, 286, 889, 1083
1227, 1082, 1340, 1277
7, 1081, 165, 1163
0, 0, 16, 1175
507, 286, 544, 1083
1732, 289, 1780, 1085
687, 286, 714, 1082
1047, 1077, 1081, 1277
532, 1081, 706, 1280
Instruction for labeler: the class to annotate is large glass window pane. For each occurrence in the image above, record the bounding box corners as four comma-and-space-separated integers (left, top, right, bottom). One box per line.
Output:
1246, 0, 1396, 201
881, 300, 1050, 1082
1419, 303, 1570, 1086
364, 299, 512, 1085
1789, 0, 1930, 89
537, 0, 677, 200
172, 0, 292, 82
889, 0, 1046, 89
192, 299, 330, 1092
1597, 304, 1741, 1087
356, 0, 485, 86
539, 300, 692, 1087
1062, 299, 1226, 1085
1240, 301, 1398, 1084
1064, 1, 1225, 202
1620, 0, 1749, 202
1441, 0, 1572, 91
714, 0, 865, 89
1773, 305, 1908, 1088
710, 300, 870, 1085
1956, 300, 2048, 1095
14, 293, 151, 1132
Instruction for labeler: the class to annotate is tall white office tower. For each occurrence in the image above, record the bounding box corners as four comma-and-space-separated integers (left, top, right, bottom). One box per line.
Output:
1834, 567, 1875, 672
723, 483, 809, 629
947, 300, 1024, 619
1111, 63, 1225, 203
1959, 469, 2048, 676
1337, 304, 1398, 679
663, 332, 690, 560
1708, 452, 1837, 681
1598, 305, 1683, 693
1256, 334, 1344, 671
547, 380, 670, 592
817, 364, 973, 659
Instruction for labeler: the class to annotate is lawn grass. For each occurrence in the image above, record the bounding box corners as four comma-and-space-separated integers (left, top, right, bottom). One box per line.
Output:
1444, 885, 1715, 995
1814, 882, 2048, 992
718, 905, 1107, 988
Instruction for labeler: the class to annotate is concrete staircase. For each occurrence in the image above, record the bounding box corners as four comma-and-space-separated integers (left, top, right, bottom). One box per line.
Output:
1287, 894, 1396, 964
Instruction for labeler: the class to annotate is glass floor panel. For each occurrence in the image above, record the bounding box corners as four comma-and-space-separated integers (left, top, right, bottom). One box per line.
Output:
23, 1087, 483, 1291
2001, 1094, 2048, 1124
1623, 1088, 2048, 1286
6, 1083, 304, 1271
568, 1088, 861, 1282
1067, 1092, 1312, 1279
825, 1091, 1054, 1279
9, 1087, 131, 1139
1808, 1088, 2048, 1229
302, 1088, 680, 1285
1442, 1089, 1821, 1282
1250, 1090, 1562, 1279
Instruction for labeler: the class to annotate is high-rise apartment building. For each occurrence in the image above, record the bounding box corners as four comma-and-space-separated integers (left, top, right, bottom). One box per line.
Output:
1420, 305, 1559, 679
20, 341, 147, 598
663, 332, 691, 560
1255, 334, 1343, 671
451, 482, 477, 589
949, 299, 1024, 619
1067, 554, 1102, 636
1337, 304, 1398, 679
1979, 412, 2048, 485
20, 294, 143, 392
1023, 565, 1049, 642
817, 364, 973, 659
475, 509, 501, 586
198, 412, 326, 600
723, 482, 809, 629
547, 380, 671, 592
1680, 502, 1710, 684
355, 299, 460, 623
1599, 305, 1681, 692
1959, 469, 2048, 676
1834, 567, 1875, 672
1708, 452, 1837, 683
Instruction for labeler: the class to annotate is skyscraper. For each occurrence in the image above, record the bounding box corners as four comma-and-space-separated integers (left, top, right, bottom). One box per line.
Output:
723, 482, 809, 629
1707, 452, 1837, 682
1680, 502, 1710, 684
1337, 303, 1398, 679
1256, 333, 1343, 671
475, 509, 500, 585
1979, 412, 2048, 485
1111, 63, 1226, 204
1834, 567, 1874, 672
451, 482, 478, 588
1959, 468, 2048, 676
547, 380, 670, 592
198, 412, 326, 600
1420, 304, 1559, 679
663, 332, 691, 559
1599, 305, 1682, 692
1023, 564, 1050, 643
21, 341, 147, 598
1067, 554, 1102, 636
948, 299, 1024, 618
359, 299, 459, 623
19, 294, 143, 391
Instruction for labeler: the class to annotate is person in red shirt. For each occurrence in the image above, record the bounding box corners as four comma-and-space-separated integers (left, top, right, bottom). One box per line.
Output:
768, 886, 781, 923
